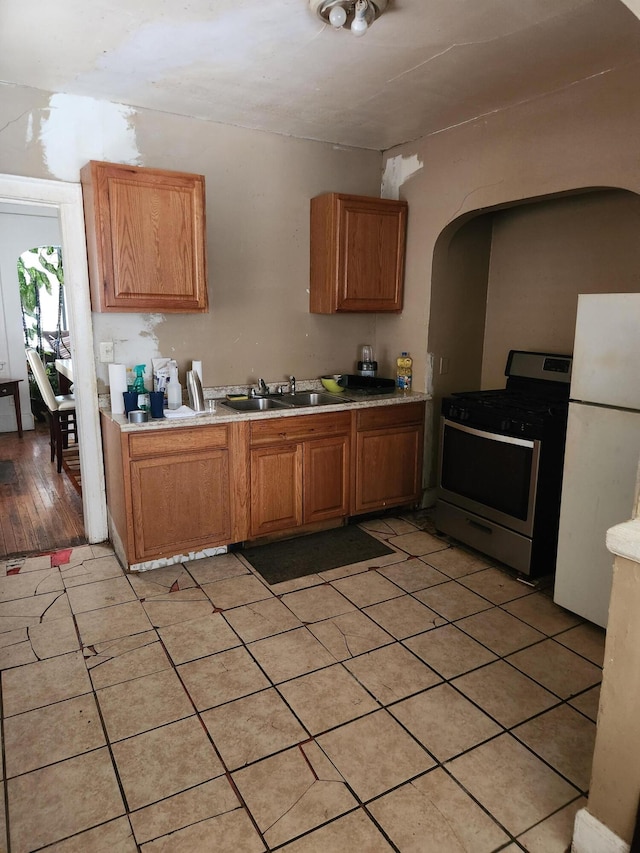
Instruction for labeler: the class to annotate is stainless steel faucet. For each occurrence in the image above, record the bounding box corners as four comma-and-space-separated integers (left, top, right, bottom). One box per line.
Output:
259, 378, 269, 396
289, 375, 296, 394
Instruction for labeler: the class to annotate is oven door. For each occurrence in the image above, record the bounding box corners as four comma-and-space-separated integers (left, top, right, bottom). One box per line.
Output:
438, 417, 541, 537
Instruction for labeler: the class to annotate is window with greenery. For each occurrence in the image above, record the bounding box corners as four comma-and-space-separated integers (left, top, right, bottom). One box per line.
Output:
19, 245, 68, 413
18, 245, 67, 358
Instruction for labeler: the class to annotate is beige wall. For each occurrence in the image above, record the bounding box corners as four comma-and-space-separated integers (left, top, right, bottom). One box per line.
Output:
0, 86, 383, 392
482, 190, 640, 389
378, 62, 640, 395
424, 216, 492, 481
588, 554, 640, 844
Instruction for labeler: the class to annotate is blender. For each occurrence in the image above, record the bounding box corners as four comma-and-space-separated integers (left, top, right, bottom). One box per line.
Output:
357, 345, 377, 377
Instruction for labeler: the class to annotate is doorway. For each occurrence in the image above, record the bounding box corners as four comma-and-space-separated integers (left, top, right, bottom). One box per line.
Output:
0, 173, 107, 546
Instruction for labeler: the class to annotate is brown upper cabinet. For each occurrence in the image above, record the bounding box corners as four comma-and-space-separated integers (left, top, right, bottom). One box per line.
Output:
80, 161, 208, 313
310, 192, 408, 313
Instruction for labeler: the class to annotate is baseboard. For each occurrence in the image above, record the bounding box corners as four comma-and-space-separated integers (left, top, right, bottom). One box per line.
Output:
572, 808, 630, 853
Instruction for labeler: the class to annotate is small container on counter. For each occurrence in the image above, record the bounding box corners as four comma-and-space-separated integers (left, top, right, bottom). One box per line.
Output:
186, 370, 205, 412
396, 352, 413, 390
123, 391, 139, 415
149, 391, 165, 418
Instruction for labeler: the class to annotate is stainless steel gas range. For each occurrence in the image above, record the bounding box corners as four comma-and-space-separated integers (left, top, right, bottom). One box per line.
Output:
434, 350, 573, 577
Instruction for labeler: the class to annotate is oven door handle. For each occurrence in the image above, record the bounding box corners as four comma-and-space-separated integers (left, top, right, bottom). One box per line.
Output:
442, 419, 535, 449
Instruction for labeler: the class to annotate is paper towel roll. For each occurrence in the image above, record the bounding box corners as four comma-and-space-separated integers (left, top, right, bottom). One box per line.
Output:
108, 363, 127, 414
192, 360, 203, 384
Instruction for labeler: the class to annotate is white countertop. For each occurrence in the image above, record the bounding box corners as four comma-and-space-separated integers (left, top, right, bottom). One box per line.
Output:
607, 518, 640, 564
101, 388, 431, 432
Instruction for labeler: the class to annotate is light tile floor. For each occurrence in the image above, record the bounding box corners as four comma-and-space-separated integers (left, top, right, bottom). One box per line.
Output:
0, 513, 604, 852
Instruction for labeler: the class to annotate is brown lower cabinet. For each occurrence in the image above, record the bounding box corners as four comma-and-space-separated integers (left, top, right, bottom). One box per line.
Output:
249, 411, 351, 538
101, 415, 248, 565
101, 401, 424, 567
352, 402, 425, 514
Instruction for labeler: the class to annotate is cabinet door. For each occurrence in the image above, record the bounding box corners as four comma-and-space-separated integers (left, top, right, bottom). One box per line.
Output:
81, 161, 208, 313
250, 444, 303, 538
304, 436, 349, 524
355, 425, 422, 513
130, 449, 230, 560
338, 196, 406, 311
310, 193, 407, 313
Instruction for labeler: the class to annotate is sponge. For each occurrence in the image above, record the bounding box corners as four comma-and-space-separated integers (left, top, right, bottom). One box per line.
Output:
226, 393, 249, 401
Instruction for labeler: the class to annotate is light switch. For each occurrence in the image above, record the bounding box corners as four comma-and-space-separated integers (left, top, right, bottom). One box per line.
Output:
99, 341, 114, 363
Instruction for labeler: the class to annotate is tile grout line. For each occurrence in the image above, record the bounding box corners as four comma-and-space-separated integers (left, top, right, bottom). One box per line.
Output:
0, 517, 602, 852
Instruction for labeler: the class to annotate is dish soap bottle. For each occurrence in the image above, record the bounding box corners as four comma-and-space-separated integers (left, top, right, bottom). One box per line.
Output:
396, 352, 413, 391
133, 364, 149, 410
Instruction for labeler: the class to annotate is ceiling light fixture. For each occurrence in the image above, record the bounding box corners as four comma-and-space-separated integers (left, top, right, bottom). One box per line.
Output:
310, 0, 388, 37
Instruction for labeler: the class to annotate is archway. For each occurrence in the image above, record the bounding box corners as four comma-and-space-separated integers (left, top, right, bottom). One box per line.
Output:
425, 186, 640, 490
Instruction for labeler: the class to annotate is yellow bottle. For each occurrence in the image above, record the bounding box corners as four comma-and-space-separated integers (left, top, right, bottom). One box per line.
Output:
396, 352, 413, 391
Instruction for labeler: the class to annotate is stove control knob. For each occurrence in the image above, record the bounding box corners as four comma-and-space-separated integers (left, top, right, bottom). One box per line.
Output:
449, 406, 469, 423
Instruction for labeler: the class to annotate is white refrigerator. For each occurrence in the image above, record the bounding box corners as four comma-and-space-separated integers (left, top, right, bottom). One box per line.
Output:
553, 292, 640, 628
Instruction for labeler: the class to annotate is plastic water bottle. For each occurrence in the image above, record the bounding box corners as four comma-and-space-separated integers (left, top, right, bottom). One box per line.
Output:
396, 352, 413, 391
166, 376, 182, 410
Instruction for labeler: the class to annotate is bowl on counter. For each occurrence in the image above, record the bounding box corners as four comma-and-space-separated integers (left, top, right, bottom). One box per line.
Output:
320, 375, 344, 393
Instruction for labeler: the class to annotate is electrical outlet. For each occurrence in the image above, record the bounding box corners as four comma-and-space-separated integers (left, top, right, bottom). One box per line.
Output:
99, 341, 114, 363
439, 356, 450, 375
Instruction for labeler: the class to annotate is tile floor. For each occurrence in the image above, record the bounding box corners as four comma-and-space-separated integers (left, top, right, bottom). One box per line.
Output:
0, 512, 604, 852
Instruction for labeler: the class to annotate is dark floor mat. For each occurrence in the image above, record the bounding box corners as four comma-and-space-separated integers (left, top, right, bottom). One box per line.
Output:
0, 461, 16, 485
241, 524, 395, 585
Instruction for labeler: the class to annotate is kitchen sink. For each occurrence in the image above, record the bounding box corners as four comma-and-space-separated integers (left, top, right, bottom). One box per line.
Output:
222, 397, 293, 412
285, 392, 345, 407
222, 392, 346, 412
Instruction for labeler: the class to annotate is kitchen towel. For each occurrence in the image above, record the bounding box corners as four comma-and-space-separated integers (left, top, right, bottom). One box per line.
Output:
162, 405, 199, 418
108, 363, 127, 414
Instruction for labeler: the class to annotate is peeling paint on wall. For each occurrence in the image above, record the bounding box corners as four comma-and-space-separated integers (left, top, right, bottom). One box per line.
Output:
92, 313, 165, 392
381, 153, 423, 200
40, 94, 140, 181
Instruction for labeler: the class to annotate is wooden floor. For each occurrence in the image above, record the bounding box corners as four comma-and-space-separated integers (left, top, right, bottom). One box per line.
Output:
0, 420, 85, 558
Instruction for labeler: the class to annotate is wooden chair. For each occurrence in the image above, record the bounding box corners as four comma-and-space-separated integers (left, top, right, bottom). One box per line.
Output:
26, 348, 77, 473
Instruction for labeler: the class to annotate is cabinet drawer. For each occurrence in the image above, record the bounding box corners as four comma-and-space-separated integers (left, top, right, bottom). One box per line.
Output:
356, 402, 424, 431
250, 411, 351, 446
128, 424, 229, 459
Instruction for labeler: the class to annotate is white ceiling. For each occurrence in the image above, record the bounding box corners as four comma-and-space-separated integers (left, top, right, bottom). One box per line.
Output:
1, 0, 640, 151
